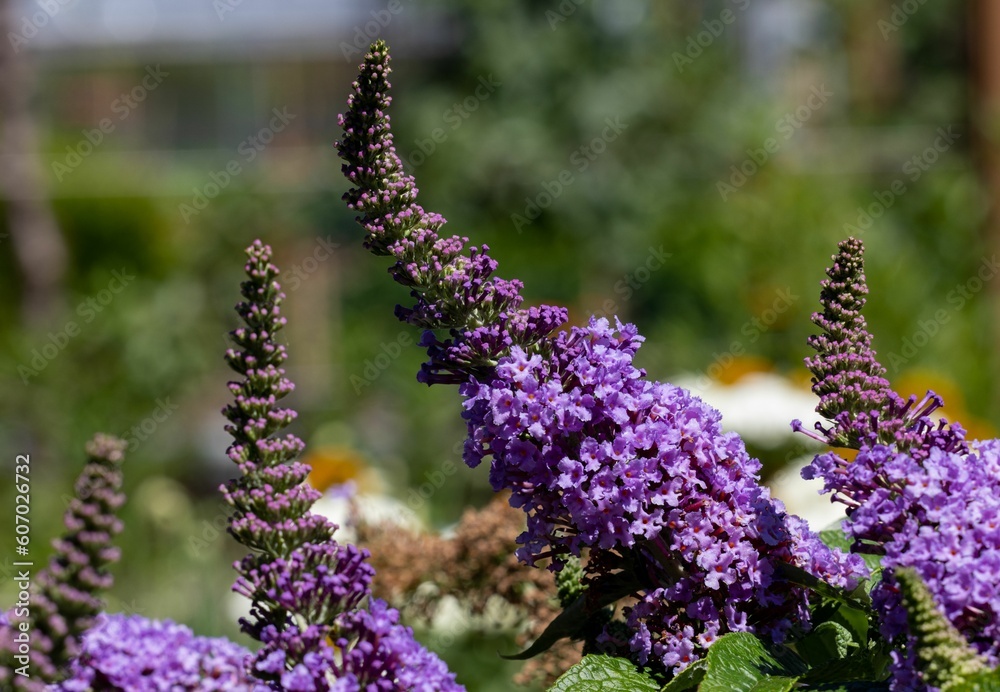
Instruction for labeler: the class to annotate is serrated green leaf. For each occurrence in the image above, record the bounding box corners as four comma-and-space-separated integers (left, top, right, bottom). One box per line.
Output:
661, 659, 707, 691
747, 678, 798, 692
698, 632, 806, 692
831, 602, 871, 649
797, 621, 856, 665
796, 600, 891, 686
547, 654, 660, 692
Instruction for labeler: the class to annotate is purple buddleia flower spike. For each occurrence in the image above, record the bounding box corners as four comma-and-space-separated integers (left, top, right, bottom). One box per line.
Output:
339, 43, 869, 678
0, 434, 126, 690
794, 237, 897, 448
796, 239, 994, 688
794, 237, 968, 458
336, 40, 567, 384
223, 240, 462, 690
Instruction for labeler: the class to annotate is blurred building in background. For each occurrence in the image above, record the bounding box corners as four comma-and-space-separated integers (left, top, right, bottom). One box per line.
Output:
11, 0, 451, 199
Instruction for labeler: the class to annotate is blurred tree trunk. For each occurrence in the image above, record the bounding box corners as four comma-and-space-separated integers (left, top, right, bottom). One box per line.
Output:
0, 0, 67, 325
972, 0, 1000, 411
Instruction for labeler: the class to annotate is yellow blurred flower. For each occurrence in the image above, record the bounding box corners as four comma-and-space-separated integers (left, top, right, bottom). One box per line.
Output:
713, 355, 773, 385
895, 369, 996, 442
304, 446, 383, 494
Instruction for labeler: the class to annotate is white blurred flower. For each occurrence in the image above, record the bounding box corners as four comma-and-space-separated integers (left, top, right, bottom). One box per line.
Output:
675, 371, 824, 448
769, 455, 847, 532
311, 485, 423, 544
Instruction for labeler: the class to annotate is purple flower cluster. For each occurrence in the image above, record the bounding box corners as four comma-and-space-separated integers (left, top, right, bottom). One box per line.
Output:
1, 434, 126, 690
804, 440, 1000, 682
334, 599, 462, 691
462, 317, 868, 673
53, 614, 261, 691
799, 237, 998, 689
223, 240, 462, 690
336, 40, 566, 385
338, 41, 875, 679
234, 542, 372, 632
249, 600, 471, 690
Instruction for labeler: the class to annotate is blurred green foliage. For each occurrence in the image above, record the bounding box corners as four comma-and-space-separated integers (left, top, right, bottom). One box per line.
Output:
0, 1, 994, 688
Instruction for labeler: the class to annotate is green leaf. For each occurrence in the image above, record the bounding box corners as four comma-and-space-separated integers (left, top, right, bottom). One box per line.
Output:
547, 654, 660, 692
745, 679, 798, 692
660, 659, 707, 691
774, 562, 871, 611
830, 601, 871, 649
502, 572, 639, 660
698, 632, 806, 692
795, 599, 891, 686
807, 683, 891, 691
798, 653, 884, 687
498, 604, 597, 662
797, 621, 855, 665
817, 521, 851, 550
500, 594, 592, 661
819, 522, 884, 577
